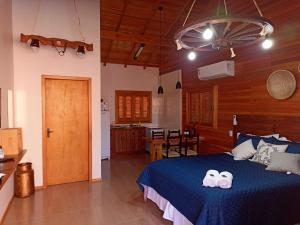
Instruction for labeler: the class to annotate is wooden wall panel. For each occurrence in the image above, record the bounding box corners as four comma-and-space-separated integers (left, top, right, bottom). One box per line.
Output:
180, 7, 300, 153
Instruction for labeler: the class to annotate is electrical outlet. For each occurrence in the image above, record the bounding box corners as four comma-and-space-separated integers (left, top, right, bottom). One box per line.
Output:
229, 130, 233, 137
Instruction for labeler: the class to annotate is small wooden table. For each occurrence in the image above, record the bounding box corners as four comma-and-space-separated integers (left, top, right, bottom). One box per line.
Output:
145, 137, 204, 161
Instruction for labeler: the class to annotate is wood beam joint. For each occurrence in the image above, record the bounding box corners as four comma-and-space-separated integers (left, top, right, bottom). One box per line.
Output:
101, 30, 174, 47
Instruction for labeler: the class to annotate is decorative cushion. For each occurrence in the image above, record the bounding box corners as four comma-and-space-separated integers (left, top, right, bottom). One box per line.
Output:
236, 134, 275, 149
231, 139, 256, 160
251, 140, 288, 165
266, 152, 300, 175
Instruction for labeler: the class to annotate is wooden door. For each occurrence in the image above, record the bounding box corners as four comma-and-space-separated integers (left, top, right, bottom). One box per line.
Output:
200, 92, 213, 125
43, 76, 90, 186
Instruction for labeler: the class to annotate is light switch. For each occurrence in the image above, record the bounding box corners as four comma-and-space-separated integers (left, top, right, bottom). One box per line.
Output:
228, 130, 233, 137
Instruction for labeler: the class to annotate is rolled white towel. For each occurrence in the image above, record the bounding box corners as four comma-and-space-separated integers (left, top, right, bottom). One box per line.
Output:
218, 171, 233, 189
203, 170, 220, 188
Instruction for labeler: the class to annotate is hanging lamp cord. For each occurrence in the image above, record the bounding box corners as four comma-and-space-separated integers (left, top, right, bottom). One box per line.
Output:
182, 0, 197, 27
223, 0, 228, 15
159, 6, 162, 73
252, 0, 263, 17
73, 0, 85, 41
31, 0, 42, 34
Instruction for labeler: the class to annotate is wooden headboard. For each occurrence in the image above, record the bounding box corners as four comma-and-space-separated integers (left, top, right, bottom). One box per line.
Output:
233, 115, 300, 145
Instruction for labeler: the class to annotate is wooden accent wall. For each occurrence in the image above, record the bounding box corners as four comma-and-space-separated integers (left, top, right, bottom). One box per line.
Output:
179, 8, 300, 153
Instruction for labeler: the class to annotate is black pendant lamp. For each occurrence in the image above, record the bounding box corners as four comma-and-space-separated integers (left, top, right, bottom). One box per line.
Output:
158, 84, 164, 94
157, 6, 164, 95
176, 80, 182, 89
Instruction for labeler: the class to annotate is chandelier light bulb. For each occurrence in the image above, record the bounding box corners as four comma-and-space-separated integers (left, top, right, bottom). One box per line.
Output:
262, 38, 273, 49
202, 28, 213, 40
187, 51, 196, 61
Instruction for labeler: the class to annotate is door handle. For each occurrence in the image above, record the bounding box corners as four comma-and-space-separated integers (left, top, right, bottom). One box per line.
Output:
47, 128, 54, 138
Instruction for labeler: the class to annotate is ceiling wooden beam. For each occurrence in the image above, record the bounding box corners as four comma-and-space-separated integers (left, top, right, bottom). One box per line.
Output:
143, 48, 159, 68
102, 58, 158, 68
124, 0, 161, 66
101, 30, 174, 47
104, 0, 128, 64
165, 0, 194, 37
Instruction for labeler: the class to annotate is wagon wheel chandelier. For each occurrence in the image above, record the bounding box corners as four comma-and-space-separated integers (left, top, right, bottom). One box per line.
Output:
174, 0, 274, 60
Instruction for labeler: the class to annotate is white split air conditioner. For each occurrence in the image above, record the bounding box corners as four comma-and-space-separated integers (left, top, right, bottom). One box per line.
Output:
197, 60, 235, 80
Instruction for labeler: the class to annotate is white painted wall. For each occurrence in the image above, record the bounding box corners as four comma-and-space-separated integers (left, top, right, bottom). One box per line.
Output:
101, 63, 163, 127
160, 70, 182, 131
12, 0, 101, 186
0, 0, 14, 128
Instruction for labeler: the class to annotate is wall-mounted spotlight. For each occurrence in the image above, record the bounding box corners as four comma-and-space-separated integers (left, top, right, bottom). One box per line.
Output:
30, 39, 40, 48
77, 45, 85, 55
133, 43, 145, 60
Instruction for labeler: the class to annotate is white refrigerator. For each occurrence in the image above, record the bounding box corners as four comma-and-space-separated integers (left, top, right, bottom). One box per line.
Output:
101, 111, 110, 160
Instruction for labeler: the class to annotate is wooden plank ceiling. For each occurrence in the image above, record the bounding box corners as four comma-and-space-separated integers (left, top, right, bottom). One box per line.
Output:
100, 0, 285, 70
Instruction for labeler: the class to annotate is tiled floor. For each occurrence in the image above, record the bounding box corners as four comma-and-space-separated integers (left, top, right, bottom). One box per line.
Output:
3, 154, 171, 225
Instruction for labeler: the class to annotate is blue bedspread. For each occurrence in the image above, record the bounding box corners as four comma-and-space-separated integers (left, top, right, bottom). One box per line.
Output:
137, 154, 300, 225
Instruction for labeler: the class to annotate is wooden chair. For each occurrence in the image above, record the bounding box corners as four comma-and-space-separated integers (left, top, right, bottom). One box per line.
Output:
181, 129, 199, 156
151, 130, 165, 139
163, 130, 181, 158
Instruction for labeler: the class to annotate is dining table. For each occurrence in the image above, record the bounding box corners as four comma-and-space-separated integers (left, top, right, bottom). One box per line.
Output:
144, 136, 204, 161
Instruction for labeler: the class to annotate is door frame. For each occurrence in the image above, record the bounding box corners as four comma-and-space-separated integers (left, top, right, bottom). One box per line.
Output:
41, 75, 92, 187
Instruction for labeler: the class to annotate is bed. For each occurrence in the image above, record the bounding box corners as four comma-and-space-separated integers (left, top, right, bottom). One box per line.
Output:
137, 115, 300, 225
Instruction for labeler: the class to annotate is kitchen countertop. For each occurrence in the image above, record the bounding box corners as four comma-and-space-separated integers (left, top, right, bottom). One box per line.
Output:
111, 125, 146, 129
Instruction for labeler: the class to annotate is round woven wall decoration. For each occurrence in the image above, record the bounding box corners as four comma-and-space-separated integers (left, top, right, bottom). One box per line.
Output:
267, 70, 296, 100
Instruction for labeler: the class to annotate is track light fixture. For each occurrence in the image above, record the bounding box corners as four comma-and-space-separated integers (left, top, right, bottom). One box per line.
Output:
133, 43, 145, 60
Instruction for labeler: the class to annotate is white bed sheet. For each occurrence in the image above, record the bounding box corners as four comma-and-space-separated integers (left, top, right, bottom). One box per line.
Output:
143, 185, 193, 225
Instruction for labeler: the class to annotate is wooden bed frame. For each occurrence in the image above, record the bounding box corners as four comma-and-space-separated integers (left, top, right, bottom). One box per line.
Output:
233, 115, 300, 146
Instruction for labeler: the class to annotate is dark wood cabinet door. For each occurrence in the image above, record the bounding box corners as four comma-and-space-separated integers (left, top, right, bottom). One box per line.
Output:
111, 127, 146, 154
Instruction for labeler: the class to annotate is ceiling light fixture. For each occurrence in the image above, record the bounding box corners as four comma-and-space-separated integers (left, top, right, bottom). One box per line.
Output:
176, 80, 182, 89
188, 51, 196, 61
20, 34, 93, 56
202, 27, 213, 40
133, 43, 145, 60
158, 85, 164, 94
174, 0, 274, 58
262, 37, 273, 49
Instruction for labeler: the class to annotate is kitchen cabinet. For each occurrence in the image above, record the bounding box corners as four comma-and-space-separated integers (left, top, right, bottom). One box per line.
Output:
111, 127, 146, 154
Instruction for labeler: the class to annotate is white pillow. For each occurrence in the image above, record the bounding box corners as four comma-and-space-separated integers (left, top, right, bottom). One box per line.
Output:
231, 139, 256, 160
275, 136, 291, 142
250, 140, 288, 165
237, 133, 280, 138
